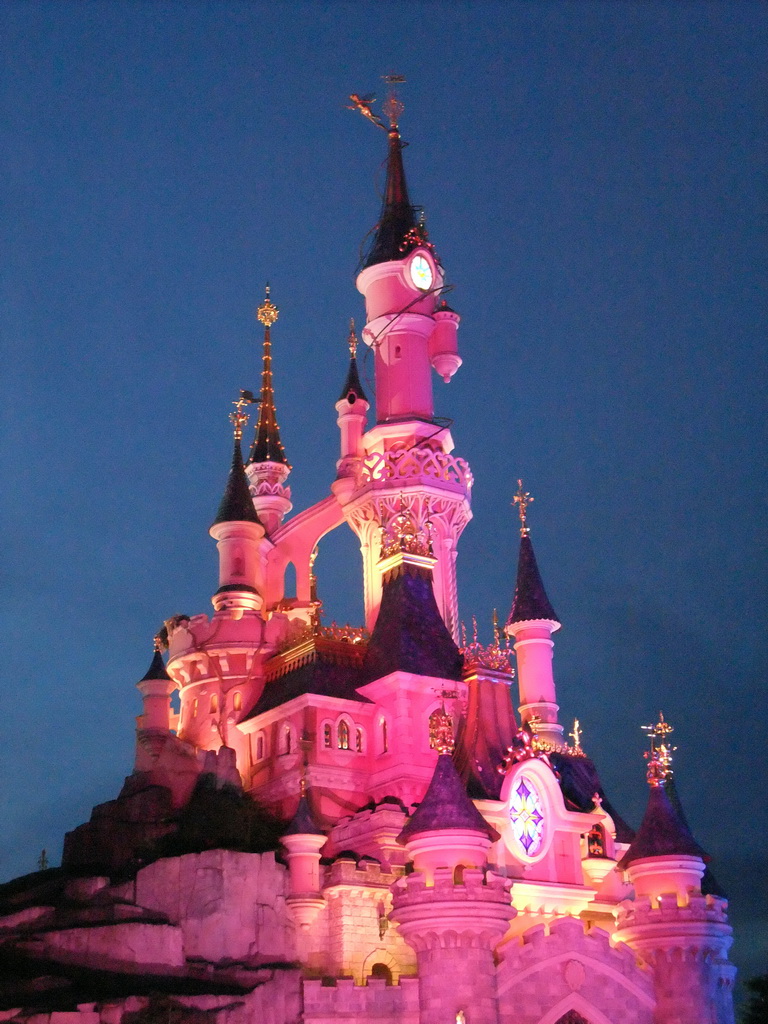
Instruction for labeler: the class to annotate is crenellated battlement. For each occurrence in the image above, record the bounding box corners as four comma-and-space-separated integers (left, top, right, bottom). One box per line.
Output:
616, 892, 730, 928
303, 976, 420, 1022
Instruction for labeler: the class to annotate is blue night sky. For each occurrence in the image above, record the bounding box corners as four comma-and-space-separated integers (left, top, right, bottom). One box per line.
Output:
2, 0, 766, 989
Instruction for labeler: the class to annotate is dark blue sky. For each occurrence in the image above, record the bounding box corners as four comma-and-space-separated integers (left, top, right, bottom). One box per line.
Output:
2, 0, 765, 988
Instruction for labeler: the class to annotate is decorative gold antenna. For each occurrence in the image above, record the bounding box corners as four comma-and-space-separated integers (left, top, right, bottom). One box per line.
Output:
513, 479, 533, 536
569, 718, 583, 752
230, 390, 255, 440
348, 318, 358, 358
257, 283, 279, 327
381, 73, 405, 130
492, 608, 500, 647
642, 712, 676, 786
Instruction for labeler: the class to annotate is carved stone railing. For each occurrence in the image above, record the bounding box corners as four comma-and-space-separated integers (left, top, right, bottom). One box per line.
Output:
355, 448, 473, 494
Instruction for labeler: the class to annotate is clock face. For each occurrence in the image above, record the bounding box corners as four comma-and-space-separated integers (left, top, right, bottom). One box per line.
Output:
509, 776, 545, 857
409, 253, 433, 291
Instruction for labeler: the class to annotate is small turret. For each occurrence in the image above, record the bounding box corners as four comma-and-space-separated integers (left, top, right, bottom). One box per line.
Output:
136, 640, 176, 735
246, 285, 293, 532
504, 482, 563, 745
398, 722, 499, 881
280, 782, 327, 930
335, 320, 369, 485
209, 397, 264, 614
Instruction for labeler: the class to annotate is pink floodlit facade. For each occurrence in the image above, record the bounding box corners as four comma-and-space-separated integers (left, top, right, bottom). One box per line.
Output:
0, 107, 735, 1024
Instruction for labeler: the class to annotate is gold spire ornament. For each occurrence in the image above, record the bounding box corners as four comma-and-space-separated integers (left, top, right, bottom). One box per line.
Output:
257, 283, 279, 327
229, 389, 255, 440
513, 479, 534, 536
381, 73, 405, 130
569, 718, 583, 753
348, 318, 358, 358
642, 711, 676, 786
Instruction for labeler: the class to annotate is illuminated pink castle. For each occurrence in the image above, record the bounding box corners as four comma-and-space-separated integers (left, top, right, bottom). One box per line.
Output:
0, 91, 735, 1024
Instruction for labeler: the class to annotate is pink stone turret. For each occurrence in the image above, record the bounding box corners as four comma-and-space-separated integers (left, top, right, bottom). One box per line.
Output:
614, 743, 736, 1024
429, 300, 462, 382
135, 645, 176, 735
209, 433, 264, 614
334, 320, 369, 489
280, 793, 327, 930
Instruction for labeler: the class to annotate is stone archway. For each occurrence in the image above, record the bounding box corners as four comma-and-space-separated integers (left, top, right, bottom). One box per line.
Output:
555, 1013, 590, 1024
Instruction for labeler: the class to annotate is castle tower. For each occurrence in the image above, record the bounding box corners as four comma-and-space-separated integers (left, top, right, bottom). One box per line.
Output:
334, 319, 370, 490
391, 726, 512, 1024
209, 398, 265, 615
504, 482, 564, 746
280, 786, 327, 932
246, 285, 293, 534
134, 642, 177, 773
614, 719, 736, 1024
344, 86, 471, 639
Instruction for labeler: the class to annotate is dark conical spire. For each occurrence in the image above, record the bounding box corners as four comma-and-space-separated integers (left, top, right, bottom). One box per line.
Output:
618, 779, 708, 869
338, 319, 368, 402
507, 534, 559, 625
283, 794, 325, 837
363, 125, 419, 269
213, 437, 261, 526
398, 753, 499, 844
248, 286, 290, 467
506, 481, 558, 625
140, 646, 171, 682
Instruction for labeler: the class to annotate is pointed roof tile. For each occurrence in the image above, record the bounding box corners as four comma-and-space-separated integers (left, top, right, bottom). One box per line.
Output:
398, 753, 499, 844
363, 563, 463, 682
507, 534, 559, 626
339, 354, 368, 403
618, 781, 708, 869
283, 795, 325, 837
363, 128, 419, 269
139, 647, 171, 682
212, 438, 261, 526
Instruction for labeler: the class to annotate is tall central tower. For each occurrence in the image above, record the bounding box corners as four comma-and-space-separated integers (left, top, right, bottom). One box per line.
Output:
338, 86, 471, 640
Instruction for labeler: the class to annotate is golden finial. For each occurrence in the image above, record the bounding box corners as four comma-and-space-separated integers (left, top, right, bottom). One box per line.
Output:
381, 73, 405, 130
569, 718, 583, 752
429, 692, 455, 754
642, 712, 676, 786
257, 283, 279, 327
348, 318, 358, 358
513, 479, 533, 536
153, 634, 163, 653
492, 608, 500, 647
460, 621, 467, 647
230, 389, 255, 440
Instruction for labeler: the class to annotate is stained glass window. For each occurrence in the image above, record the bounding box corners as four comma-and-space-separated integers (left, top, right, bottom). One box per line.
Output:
509, 777, 545, 856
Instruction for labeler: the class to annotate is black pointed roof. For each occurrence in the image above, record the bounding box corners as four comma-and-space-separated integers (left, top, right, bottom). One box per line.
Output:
618, 781, 708, 869
363, 128, 419, 269
139, 648, 171, 682
363, 563, 463, 682
507, 534, 559, 626
212, 438, 261, 526
339, 354, 368, 403
248, 321, 290, 467
398, 753, 499, 844
283, 795, 325, 837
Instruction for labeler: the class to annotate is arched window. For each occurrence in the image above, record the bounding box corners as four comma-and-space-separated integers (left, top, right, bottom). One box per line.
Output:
381, 718, 388, 753
368, 963, 392, 985
283, 725, 292, 755
355, 727, 364, 752
338, 720, 350, 750
233, 691, 242, 712
256, 734, 265, 760
323, 723, 332, 748
192, 698, 198, 718
587, 823, 607, 858
209, 694, 218, 714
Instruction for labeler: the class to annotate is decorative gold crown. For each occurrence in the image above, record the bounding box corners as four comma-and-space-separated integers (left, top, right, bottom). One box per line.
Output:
257, 284, 279, 327
379, 496, 434, 561
460, 615, 514, 674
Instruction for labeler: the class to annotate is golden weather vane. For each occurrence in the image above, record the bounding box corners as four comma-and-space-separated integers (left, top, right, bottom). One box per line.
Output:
230, 389, 256, 440
348, 73, 406, 132
513, 479, 534, 536
348, 318, 358, 358
257, 283, 279, 327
